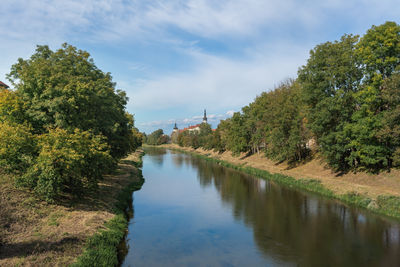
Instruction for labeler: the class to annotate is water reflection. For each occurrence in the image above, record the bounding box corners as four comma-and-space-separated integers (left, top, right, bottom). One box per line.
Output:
145, 147, 167, 167
123, 148, 400, 267
189, 153, 400, 266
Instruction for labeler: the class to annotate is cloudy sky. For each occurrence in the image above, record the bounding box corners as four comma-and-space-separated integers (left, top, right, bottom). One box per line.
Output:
1, 1, 399, 133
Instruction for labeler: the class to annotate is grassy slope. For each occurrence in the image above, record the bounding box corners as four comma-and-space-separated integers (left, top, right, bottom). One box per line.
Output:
0, 150, 144, 267
161, 144, 400, 221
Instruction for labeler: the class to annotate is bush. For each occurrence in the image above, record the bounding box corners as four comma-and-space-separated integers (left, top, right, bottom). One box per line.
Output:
0, 89, 26, 124
0, 122, 36, 173
18, 128, 114, 201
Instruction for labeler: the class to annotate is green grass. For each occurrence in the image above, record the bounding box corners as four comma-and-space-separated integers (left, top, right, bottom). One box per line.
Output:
376, 195, 400, 218
48, 211, 64, 226
169, 146, 400, 221
71, 153, 145, 267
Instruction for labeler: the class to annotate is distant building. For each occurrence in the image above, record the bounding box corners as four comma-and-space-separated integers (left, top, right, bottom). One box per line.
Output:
171, 122, 179, 143
173, 122, 178, 132
202, 109, 207, 123
172, 109, 209, 135
0, 81, 9, 89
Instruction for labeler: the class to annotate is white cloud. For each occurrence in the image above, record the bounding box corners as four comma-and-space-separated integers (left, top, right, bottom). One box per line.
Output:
1, 0, 400, 44
226, 110, 235, 116
127, 42, 308, 112
2, 0, 400, 132
138, 111, 233, 133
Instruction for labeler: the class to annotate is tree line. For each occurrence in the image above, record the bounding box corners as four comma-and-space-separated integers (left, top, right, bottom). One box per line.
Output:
143, 129, 170, 145
0, 44, 142, 201
174, 21, 400, 172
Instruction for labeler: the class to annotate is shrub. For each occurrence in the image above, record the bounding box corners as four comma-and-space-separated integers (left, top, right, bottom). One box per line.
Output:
0, 122, 36, 173
0, 89, 26, 124
18, 128, 114, 201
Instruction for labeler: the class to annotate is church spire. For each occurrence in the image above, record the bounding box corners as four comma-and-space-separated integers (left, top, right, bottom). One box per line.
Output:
173, 122, 178, 130
203, 109, 207, 123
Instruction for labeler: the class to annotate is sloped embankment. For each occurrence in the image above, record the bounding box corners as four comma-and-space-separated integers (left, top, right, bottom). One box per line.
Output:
162, 144, 400, 220
0, 150, 144, 266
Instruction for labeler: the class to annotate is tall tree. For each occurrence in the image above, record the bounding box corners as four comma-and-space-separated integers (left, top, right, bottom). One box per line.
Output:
264, 80, 309, 163
376, 73, 400, 167
346, 22, 400, 170
298, 34, 362, 170
7, 44, 134, 158
226, 112, 250, 155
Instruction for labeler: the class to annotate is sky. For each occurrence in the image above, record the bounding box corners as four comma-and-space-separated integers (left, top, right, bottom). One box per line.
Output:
1, 1, 399, 133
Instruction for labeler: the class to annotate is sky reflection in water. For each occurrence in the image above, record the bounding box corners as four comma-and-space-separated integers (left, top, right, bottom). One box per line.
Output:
121, 148, 400, 267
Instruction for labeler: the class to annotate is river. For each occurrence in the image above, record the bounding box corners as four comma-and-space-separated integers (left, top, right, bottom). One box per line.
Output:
121, 147, 400, 267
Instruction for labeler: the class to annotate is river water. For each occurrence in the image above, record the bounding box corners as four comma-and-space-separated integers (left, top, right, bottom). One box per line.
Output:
121, 147, 400, 267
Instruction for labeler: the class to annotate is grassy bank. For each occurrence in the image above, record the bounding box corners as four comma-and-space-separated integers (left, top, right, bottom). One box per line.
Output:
72, 153, 145, 267
163, 145, 400, 221
0, 150, 145, 267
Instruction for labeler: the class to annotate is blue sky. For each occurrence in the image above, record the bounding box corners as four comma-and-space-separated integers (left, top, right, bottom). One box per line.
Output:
1, 0, 399, 133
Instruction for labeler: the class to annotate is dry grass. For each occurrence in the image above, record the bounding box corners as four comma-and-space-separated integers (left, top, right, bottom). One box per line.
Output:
0, 150, 143, 267
163, 144, 400, 199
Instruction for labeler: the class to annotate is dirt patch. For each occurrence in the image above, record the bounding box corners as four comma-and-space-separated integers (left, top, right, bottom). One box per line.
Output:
163, 144, 400, 199
0, 150, 143, 267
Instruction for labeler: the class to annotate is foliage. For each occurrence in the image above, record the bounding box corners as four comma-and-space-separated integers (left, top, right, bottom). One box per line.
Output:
298, 34, 362, 170
175, 123, 213, 149
0, 122, 37, 173
345, 22, 400, 170
356, 21, 400, 81
0, 89, 26, 124
256, 80, 309, 163
7, 43, 134, 158
0, 43, 142, 201
17, 128, 114, 201
225, 112, 250, 155
376, 73, 400, 167
130, 127, 143, 151
174, 22, 400, 173
145, 129, 170, 145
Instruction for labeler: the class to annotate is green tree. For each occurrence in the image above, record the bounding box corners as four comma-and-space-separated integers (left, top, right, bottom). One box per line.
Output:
198, 123, 212, 148
263, 80, 310, 163
298, 34, 362, 170
146, 129, 165, 145
213, 119, 232, 152
345, 22, 400, 170
243, 95, 269, 155
226, 112, 250, 155
357, 21, 400, 82
7, 44, 134, 158
131, 127, 143, 150
377, 73, 400, 167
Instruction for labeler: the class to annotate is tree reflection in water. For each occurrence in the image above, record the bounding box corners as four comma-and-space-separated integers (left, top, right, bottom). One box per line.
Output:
162, 149, 400, 267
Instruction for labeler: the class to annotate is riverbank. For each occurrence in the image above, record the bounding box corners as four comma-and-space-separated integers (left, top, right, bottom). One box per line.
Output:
161, 144, 400, 220
0, 150, 144, 266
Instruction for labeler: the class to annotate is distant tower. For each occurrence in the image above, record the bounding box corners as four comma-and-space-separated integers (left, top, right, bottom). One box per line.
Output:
173, 122, 178, 132
203, 109, 207, 123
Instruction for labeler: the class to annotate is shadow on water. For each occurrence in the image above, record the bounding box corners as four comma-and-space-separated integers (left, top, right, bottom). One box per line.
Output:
123, 148, 400, 267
